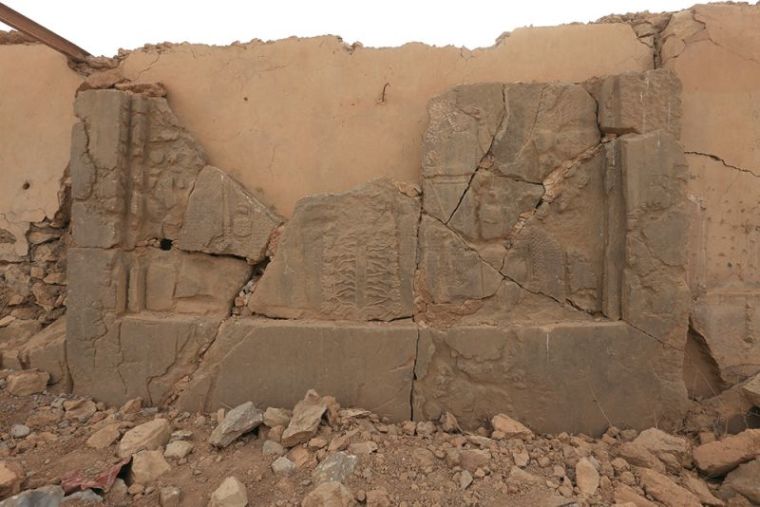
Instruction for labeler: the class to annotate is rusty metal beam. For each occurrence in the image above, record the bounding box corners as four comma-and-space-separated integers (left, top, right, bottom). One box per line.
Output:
0, 2, 91, 61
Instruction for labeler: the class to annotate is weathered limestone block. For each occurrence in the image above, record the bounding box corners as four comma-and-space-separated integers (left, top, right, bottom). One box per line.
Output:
491, 83, 599, 183
501, 151, 607, 313
177, 166, 282, 262
116, 316, 220, 404
176, 319, 417, 421
71, 90, 206, 249
448, 171, 544, 243
0, 216, 30, 262
617, 131, 690, 345
127, 249, 251, 316
416, 215, 502, 305
591, 69, 681, 136
249, 179, 419, 321
71, 315, 220, 405
421, 83, 505, 222
691, 292, 760, 385
413, 321, 688, 435
11, 318, 67, 385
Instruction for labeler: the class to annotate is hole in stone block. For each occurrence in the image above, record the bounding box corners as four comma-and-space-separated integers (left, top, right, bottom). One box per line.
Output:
159, 239, 173, 251
22, 181, 30, 190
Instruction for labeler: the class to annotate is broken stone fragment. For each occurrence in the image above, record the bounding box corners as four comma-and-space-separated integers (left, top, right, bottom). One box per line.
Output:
575, 458, 600, 497
86, 423, 121, 449
263, 407, 291, 428
129, 450, 171, 484
723, 458, 760, 504
164, 440, 193, 460
312, 452, 358, 485
177, 165, 282, 263
0, 461, 24, 498
159, 486, 182, 507
490, 414, 533, 439
117, 418, 171, 459
209, 402, 263, 448
249, 178, 419, 321
271, 456, 296, 476
301, 481, 356, 507
741, 373, 760, 407
5, 370, 49, 396
632, 428, 690, 466
209, 476, 248, 507
281, 392, 327, 448
693, 429, 760, 476
638, 468, 701, 507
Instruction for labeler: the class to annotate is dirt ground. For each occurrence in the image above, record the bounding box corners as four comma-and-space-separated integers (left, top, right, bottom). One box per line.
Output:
0, 369, 756, 507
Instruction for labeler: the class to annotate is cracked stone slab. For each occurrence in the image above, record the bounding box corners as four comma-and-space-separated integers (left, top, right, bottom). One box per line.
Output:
177, 165, 282, 262
589, 69, 681, 136
413, 321, 688, 435
72, 314, 221, 406
175, 319, 418, 421
617, 131, 690, 346
71, 89, 206, 249
501, 150, 607, 314
248, 178, 420, 321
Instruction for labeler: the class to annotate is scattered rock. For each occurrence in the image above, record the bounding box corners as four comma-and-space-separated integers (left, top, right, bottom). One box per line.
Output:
616, 442, 666, 473
209, 402, 264, 448
119, 398, 143, 415
348, 441, 377, 455
159, 486, 181, 507
209, 477, 248, 507
6, 370, 49, 396
117, 419, 171, 458
575, 457, 600, 496
264, 408, 291, 428
723, 458, 760, 504
282, 392, 327, 447
741, 373, 760, 407
693, 429, 760, 476
313, 452, 358, 484
130, 450, 171, 484
491, 414, 533, 439
0, 485, 64, 506
302, 481, 355, 507
438, 412, 460, 434
262, 440, 286, 457
614, 484, 658, 507
459, 470, 473, 490
86, 423, 121, 449
460, 449, 491, 472
681, 473, 725, 506
365, 487, 391, 507
639, 468, 701, 507
0, 461, 24, 498
271, 457, 296, 476
9, 425, 29, 439
164, 440, 193, 459
63, 399, 97, 421
633, 428, 690, 464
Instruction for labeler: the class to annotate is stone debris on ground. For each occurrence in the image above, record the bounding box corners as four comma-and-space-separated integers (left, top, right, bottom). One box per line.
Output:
0, 382, 755, 506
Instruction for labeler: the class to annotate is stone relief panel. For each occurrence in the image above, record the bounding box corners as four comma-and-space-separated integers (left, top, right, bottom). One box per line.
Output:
248, 179, 420, 321
64, 71, 696, 432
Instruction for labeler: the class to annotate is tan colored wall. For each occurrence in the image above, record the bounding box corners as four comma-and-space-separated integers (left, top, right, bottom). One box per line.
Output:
662, 3, 760, 384
120, 24, 651, 216
0, 44, 82, 260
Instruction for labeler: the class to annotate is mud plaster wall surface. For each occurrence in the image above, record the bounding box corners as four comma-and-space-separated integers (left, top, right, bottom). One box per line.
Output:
120, 24, 652, 216
0, 45, 82, 258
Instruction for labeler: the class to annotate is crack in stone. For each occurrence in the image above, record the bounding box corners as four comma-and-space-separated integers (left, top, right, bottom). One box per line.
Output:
685, 151, 760, 178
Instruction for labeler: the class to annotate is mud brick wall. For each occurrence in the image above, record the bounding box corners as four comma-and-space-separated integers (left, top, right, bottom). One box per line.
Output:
1, 3, 759, 435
